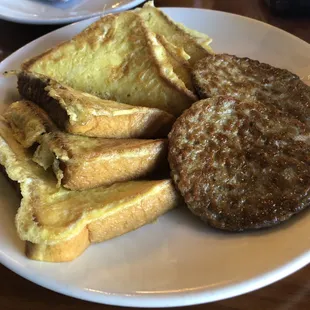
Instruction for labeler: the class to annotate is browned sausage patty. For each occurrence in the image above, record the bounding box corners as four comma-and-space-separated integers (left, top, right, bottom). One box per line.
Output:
168, 96, 310, 231
192, 54, 310, 127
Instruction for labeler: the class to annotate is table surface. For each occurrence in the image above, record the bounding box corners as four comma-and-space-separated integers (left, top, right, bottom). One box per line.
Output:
0, 0, 309, 309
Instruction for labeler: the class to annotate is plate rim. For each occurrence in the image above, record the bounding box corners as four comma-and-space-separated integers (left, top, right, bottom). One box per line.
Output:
0, 0, 146, 25
1, 245, 309, 307
0, 7, 309, 308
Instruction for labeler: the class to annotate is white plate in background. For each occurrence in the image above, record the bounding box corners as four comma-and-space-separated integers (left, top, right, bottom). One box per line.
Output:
0, 7, 309, 308
0, 0, 145, 25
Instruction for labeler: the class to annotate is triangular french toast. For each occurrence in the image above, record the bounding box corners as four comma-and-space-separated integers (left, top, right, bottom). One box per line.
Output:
17, 71, 176, 138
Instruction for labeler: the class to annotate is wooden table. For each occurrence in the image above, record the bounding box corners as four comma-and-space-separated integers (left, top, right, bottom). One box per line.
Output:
0, 1, 309, 309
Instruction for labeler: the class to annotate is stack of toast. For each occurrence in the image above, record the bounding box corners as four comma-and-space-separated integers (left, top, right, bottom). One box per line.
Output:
0, 2, 213, 262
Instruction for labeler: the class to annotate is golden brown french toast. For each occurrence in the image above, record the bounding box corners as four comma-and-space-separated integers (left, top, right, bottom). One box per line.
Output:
33, 132, 168, 190
17, 71, 176, 138
5, 100, 168, 190
136, 1, 213, 66
0, 118, 179, 262
155, 34, 194, 93
22, 11, 197, 116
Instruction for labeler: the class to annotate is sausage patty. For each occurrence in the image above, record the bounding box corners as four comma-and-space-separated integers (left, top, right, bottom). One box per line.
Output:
192, 54, 310, 127
168, 96, 310, 231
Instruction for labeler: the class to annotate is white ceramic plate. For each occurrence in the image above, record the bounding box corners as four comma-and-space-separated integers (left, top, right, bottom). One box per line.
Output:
0, 7, 310, 308
0, 0, 145, 25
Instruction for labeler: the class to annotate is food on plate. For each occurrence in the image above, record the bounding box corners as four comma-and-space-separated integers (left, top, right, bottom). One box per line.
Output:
3, 99, 57, 148
5, 101, 168, 190
2, 2, 216, 262
192, 53, 310, 127
154, 34, 195, 93
17, 71, 176, 138
0, 118, 179, 262
33, 133, 167, 190
2, 0, 309, 266
136, 1, 213, 66
168, 96, 310, 231
22, 10, 199, 115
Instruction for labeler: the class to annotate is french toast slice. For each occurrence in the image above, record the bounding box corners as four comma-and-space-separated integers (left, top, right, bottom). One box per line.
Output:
155, 34, 194, 93
0, 118, 179, 262
136, 1, 213, 66
5, 101, 168, 190
33, 132, 168, 190
22, 11, 197, 116
17, 71, 176, 138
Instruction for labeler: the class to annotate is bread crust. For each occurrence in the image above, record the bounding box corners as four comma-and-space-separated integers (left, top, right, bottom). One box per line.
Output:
26, 228, 90, 262
34, 132, 168, 190
168, 96, 310, 231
